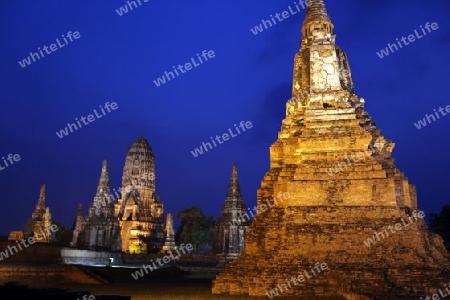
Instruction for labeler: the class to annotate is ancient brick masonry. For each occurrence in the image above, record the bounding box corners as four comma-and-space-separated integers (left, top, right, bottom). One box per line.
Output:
161, 213, 177, 252
30, 185, 54, 243
71, 136, 166, 253
214, 164, 250, 261
70, 202, 84, 247
78, 160, 121, 251
212, 0, 450, 298
116, 136, 164, 252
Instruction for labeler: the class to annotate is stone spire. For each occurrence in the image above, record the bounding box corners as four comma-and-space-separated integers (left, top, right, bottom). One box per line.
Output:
76, 202, 83, 217
96, 160, 111, 198
89, 160, 114, 218
29, 184, 53, 243
70, 202, 85, 247
301, 0, 334, 46
214, 164, 250, 260
80, 160, 121, 251
161, 213, 177, 252
32, 184, 47, 220
292, 0, 354, 104
227, 163, 241, 199
97, 160, 110, 194
165, 213, 174, 234
220, 164, 247, 214
303, 0, 330, 24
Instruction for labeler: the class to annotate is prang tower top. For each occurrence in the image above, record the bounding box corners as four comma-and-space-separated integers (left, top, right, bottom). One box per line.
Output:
293, 0, 354, 102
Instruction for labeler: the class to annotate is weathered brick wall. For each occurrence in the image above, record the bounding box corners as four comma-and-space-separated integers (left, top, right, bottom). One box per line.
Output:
0, 241, 61, 264
0, 264, 103, 285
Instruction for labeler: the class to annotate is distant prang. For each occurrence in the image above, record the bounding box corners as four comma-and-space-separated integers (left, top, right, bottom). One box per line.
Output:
12, 136, 176, 254
72, 136, 175, 253
213, 164, 250, 262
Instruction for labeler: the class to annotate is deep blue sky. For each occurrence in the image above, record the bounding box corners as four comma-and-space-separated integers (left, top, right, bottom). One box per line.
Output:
0, 0, 449, 235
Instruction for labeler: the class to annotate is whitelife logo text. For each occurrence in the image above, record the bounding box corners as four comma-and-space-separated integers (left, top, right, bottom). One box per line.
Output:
18, 31, 81, 68
376, 22, 438, 59
153, 50, 215, 87
190, 121, 252, 158
55, 102, 118, 139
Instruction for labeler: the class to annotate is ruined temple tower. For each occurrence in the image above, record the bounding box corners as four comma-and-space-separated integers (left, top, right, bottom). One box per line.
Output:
213, 1, 450, 298
161, 213, 177, 252
70, 202, 84, 247
69, 136, 165, 252
30, 184, 53, 243
214, 164, 250, 261
117, 136, 165, 252
79, 160, 121, 251
31, 185, 47, 221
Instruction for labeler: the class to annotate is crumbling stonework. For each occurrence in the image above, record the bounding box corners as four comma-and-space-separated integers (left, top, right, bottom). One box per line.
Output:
8, 231, 24, 241
212, 0, 450, 298
30, 185, 54, 243
70, 203, 84, 247
161, 213, 177, 252
72, 136, 165, 253
116, 136, 165, 252
78, 160, 121, 251
214, 164, 250, 261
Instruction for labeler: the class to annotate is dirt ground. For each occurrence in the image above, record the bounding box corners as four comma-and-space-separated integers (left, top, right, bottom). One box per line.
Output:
25, 266, 342, 300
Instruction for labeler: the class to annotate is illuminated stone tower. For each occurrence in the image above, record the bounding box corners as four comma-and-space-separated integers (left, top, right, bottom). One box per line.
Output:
31, 184, 47, 220
79, 160, 121, 251
117, 136, 164, 252
161, 213, 177, 252
214, 164, 250, 260
30, 184, 53, 243
212, 0, 450, 298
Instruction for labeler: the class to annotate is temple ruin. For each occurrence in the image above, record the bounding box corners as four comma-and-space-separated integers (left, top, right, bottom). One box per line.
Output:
212, 1, 450, 298
72, 136, 166, 253
77, 160, 121, 251
29, 185, 54, 243
214, 164, 250, 261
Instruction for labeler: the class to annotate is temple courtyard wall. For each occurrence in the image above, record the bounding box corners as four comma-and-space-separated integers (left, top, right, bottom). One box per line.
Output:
61, 247, 123, 266
0, 242, 110, 285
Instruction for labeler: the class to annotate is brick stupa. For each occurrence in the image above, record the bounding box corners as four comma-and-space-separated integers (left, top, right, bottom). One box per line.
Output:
212, 0, 450, 298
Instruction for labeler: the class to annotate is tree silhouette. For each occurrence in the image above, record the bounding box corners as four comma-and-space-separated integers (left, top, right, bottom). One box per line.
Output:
176, 206, 215, 253
52, 221, 72, 246
429, 205, 450, 250
22, 218, 36, 239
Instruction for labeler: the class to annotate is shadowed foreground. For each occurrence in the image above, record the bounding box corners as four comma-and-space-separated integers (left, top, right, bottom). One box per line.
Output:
1, 266, 423, 300
6, 266, 347, 300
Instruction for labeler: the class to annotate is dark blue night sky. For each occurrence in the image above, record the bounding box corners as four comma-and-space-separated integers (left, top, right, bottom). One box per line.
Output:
0, 0, 449, 235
